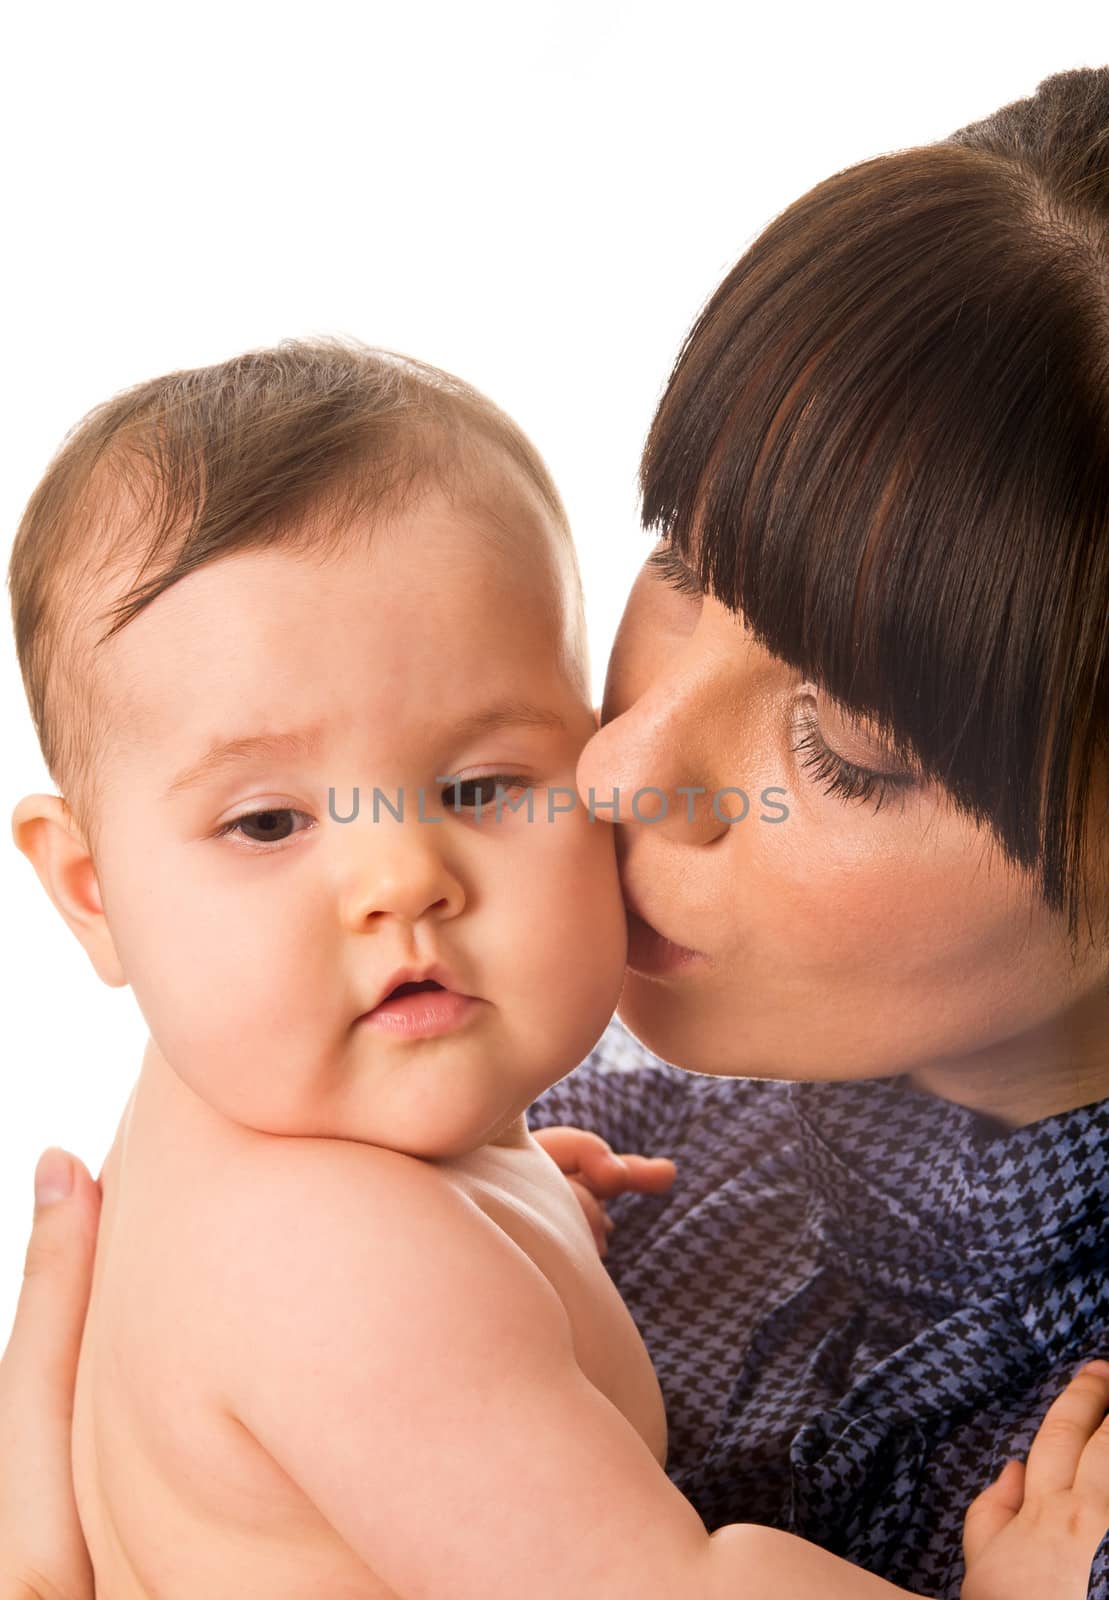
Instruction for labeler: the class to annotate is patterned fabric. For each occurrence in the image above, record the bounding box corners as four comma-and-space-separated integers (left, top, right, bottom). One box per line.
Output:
528, 1014, 1109, 1598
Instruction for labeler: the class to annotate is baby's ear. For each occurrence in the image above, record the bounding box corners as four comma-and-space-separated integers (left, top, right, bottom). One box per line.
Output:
10, 794, 127, 988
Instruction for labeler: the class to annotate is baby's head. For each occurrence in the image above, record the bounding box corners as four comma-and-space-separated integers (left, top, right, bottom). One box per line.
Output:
9, 339, 628, 1157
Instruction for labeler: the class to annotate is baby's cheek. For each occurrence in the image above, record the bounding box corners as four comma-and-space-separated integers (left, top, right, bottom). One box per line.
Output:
526, 800, 621, 926
124, 919, 305, 1127
517, 818, 626, 1046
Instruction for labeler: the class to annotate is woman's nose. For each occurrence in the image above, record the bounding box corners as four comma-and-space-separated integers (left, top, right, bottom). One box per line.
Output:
339, 818, 466, 931
576, 691, 731, 846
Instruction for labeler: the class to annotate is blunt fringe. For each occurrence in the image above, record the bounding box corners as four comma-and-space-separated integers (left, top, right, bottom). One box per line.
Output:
7, 338, 573, 847
641, 66, 1109, 948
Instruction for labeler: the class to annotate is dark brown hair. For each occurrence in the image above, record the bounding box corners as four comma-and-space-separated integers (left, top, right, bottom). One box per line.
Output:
7, 338, 576, 852
641, 66, 1109, 949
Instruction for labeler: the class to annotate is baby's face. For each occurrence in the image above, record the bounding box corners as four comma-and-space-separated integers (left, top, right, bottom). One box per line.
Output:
87, 483, 628, 1156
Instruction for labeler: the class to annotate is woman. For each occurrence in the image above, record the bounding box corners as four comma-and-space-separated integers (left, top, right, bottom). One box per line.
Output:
3, 64, 1107, 1600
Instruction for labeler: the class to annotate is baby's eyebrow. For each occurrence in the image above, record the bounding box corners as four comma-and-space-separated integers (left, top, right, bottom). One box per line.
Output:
450, 700, 567, 744
164, 726, 328, 798
163, 700, 567, 798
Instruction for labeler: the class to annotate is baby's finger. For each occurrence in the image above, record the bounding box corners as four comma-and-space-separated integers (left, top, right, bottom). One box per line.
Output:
570, 1138, 640, 1198
614, 1154, 678, 1195
532, 1127, 678, 1199
1073, 1374, 1109, 1510
1024, 1361, 1109, 1497
962, 1460, 1025, 1566
533, 1127, 625, 1191
531, 1125, 594, 1171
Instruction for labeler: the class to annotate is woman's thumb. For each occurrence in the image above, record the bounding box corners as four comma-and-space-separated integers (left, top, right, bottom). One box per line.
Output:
0, 1148, 101, 1600
9, 1148, 100, 1409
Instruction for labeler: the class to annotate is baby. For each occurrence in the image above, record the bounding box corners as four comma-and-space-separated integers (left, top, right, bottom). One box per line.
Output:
7, 340, 1108, 1599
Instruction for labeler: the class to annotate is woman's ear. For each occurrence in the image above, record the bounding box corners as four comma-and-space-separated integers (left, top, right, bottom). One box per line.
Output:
10, 794, 127, 987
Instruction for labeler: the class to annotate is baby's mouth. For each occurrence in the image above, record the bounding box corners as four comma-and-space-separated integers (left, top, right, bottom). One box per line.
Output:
357, 960, 471, 1024
357, 975, 477, 1038
383, 979, 445, 1001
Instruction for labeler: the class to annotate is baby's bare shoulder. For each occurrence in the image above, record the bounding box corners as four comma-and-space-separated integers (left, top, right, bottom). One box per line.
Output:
226, 1134, 493, 1253
214, 1134, 563, 1334
209, 1136, 576, 1441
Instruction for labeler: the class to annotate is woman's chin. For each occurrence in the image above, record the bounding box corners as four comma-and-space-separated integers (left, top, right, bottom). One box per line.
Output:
615, 970, 736, 1075
616, 973, 914, 1086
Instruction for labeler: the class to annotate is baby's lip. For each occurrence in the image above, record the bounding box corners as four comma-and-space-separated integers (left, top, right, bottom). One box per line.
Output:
361, 961, 469, 1017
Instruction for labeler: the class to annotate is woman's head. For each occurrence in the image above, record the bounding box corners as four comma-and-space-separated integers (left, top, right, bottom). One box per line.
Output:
578, 67, 1109, 1121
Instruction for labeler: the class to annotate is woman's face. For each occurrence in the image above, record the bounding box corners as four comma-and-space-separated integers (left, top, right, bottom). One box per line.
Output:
576, 539, 1109, 1120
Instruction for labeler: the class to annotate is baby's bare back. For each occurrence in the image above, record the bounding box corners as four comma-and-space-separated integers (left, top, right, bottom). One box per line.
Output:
72, 1054, 666, 1599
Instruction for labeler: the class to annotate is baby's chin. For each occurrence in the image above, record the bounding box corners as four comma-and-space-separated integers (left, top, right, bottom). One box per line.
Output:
182, 1057, 547, 1162
149, 991, 620, 1156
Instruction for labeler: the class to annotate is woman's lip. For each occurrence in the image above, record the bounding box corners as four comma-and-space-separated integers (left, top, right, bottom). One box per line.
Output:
624, 909, 707, 977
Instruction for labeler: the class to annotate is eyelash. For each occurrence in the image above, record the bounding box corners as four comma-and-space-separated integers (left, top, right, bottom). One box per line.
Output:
442, 775, 533, 810
214, 776, 532, 850
647, 544, 704, 597
214, 810, 314, 849
790, 706, 916, 812
648, 545, 915, 811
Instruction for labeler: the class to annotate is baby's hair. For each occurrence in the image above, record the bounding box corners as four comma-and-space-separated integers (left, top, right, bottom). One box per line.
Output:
642, 66, 1109, 951
7, 338, 578, 857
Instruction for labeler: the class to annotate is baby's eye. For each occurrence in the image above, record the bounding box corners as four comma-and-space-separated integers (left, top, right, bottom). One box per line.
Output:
441, 776, 533, 812
217, 808, 314, 848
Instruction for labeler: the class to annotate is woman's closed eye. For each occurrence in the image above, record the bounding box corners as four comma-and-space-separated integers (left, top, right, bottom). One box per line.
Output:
646, 543, 704, 598
790, 701, 919, 813
646, 542, 919, 814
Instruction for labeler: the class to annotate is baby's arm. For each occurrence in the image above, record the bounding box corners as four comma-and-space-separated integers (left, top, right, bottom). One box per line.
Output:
219, 1138, 1106, 1600
216, 1137, 919, 1600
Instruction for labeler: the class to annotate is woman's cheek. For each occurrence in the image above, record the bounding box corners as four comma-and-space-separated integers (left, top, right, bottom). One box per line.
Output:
768, 795, 975, 976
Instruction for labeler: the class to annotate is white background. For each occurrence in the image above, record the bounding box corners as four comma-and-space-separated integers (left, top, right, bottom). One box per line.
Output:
2, 1, 1105, 1343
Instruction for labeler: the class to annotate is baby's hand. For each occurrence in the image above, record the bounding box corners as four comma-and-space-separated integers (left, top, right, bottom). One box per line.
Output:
531, 1125, 677, 1256
961, 1360, 1109, 1600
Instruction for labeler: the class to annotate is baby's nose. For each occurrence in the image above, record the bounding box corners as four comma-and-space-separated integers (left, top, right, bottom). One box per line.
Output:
339, 821, 466, 929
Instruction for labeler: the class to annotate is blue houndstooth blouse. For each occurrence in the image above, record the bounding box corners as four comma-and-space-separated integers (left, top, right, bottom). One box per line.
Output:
528, 1014, 1109, 1598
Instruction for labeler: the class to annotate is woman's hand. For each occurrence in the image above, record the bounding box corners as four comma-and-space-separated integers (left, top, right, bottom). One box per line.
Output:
0, 1148, 101, 1600
961, 1360, 1109, 1600
532, 1125, 677, 1255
